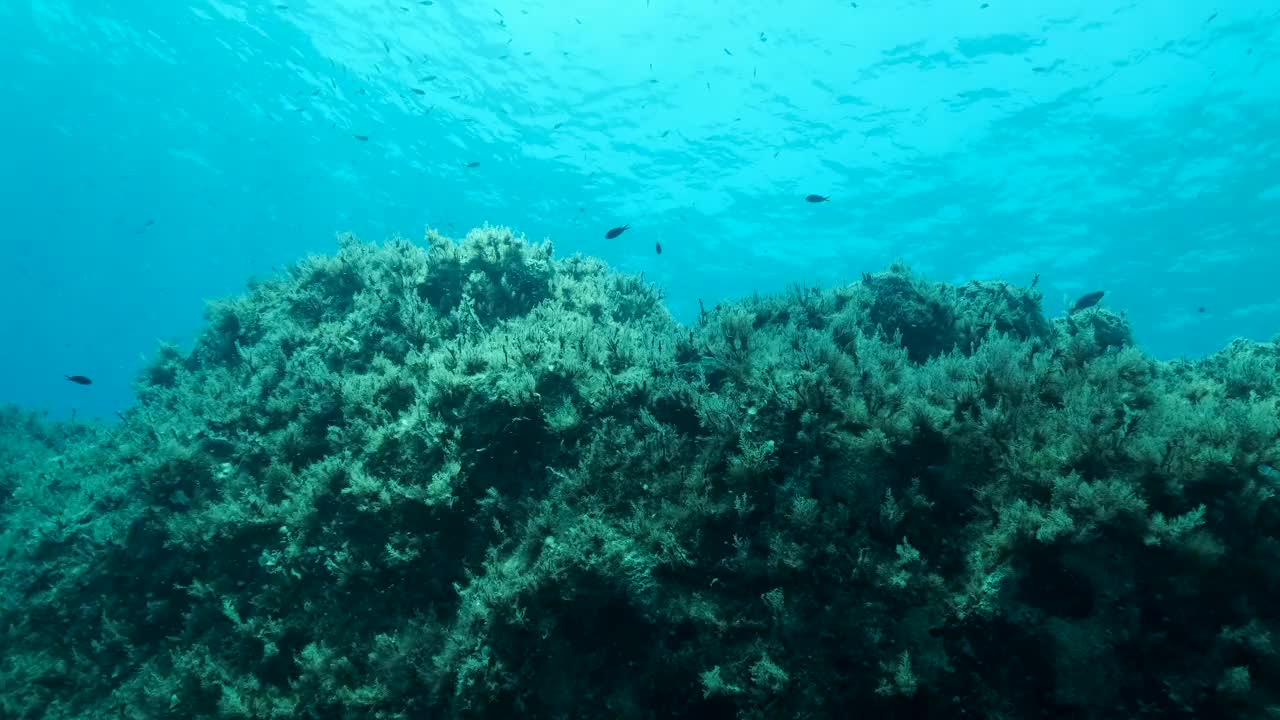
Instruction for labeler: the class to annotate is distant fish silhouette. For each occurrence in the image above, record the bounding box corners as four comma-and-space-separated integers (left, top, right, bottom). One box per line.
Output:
65, 375, 93, 385
605, 224, 630, 239
655, 241, 662, 255
1070, 291, 1105, 313
805, 194, 830, 203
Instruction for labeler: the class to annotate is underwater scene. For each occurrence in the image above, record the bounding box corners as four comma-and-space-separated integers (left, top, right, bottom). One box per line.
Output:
1, 2, 1278, 719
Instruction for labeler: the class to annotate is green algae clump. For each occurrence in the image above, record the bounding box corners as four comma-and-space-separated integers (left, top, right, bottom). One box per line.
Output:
1, 227, 1278, 720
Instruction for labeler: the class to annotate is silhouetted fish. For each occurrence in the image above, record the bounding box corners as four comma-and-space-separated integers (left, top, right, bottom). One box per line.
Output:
655, 241, 662, 255
1070, 291, 1105, 313
65, 375, 92, 385
805, 194, 830, 203
353, 134, 369, 141
605, 224, 630, 239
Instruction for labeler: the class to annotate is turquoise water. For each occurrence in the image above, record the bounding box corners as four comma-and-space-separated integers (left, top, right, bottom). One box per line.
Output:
1, 1, 1276, 420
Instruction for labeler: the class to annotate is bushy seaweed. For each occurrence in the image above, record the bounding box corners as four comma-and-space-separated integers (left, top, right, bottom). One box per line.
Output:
1, 227, 1277, 720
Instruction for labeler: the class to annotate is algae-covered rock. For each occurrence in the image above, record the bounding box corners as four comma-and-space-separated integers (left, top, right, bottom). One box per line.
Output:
1, 227, 1278, 720
847, 262, 1051, 363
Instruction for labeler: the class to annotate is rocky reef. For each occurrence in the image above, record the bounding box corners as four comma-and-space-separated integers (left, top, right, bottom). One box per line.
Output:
2, 226, 1278, 719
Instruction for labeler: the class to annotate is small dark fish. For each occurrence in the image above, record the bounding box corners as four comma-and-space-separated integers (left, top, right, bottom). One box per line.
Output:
805, 194, 830, 203
1070, 291, 1105, 312
655, 241, 663, 255
605, 224, 630, 239
465, 161, 480, 168
723, 48, 733, 56
353, 134, 369, 141
65, 375, 93, 385
411, 87, 426, 95
1197, 306, 1206, 313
